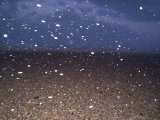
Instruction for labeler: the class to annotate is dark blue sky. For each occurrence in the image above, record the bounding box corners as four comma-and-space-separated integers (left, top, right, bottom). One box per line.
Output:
0, 0, 160, 53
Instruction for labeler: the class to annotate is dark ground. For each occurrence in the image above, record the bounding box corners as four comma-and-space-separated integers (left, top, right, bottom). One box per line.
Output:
0, 51, 160, 120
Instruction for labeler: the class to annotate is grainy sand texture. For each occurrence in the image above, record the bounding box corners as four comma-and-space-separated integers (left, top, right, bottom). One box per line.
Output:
0, 52, 160, 120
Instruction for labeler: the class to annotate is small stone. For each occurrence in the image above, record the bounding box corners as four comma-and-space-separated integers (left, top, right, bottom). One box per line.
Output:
48, 96, 53, 99
48, 53, 52, 56
10, 88, 14, 92
60, 73, 64, 76
154, 98, 158, 102
89, 105, 94, 109
18, 71, 23, 74
139, 113, 144, 116
117, 96, 120, 99
34, 96, 40, 99
27, 65, 31, 67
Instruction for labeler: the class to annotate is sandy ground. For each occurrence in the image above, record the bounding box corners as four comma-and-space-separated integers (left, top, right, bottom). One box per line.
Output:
0, 52, 160, 120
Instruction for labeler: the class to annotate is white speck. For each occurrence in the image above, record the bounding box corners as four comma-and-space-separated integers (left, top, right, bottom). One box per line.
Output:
67, 36, 70, 39
16, 78, 20, 80
80, 68, 84, 72
0, 76, 2, 78
120, 58, 123, 61
54, 37, 58, 40
138, 84, 142, 87
10, 88, 14, 92
51, 33, 54, 37
47, 53, 51, 56
21, 41, 24, 44
56, 24, 61, 27
154, 98, 158, 102
139, 6, 143, 10
11, 74, 14, 77
3, 34, 8, 38
117, 96, 120, 99
60, 73, 64, 76
27, 65, 31, 68
96, 23, 100, 26
36, 4, 42, 8
118, 45, 121, 48
70, 33, 74, 36
18, 72, 23, 74
60, 45, 63, 47
54, 69, 58, 72
11, 109, 14, 112
48, 96, 53, 99
89, 105, 94, 109
34, 29, 38, 32
91, 52, 95, 55
41, 20, 46, 23
35, 44, 38, 47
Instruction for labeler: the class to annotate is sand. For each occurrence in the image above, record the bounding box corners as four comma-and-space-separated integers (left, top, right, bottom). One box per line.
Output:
0, 52, 160, 120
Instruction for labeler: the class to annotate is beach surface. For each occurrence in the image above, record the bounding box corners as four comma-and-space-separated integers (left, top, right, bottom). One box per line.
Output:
0, 52, 160, 120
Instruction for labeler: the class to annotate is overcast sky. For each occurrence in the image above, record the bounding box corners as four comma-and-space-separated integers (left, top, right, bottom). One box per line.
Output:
0, 0, 160, 53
